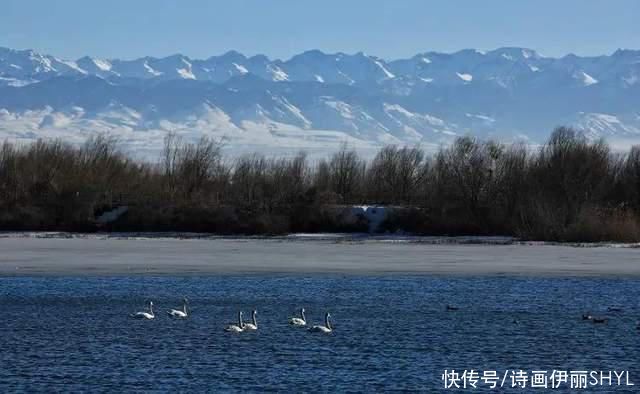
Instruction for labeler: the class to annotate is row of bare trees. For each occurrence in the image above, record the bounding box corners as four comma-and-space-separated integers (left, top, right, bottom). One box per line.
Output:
1, 128, 639, 240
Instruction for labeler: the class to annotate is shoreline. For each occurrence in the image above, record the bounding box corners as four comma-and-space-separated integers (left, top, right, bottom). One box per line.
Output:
1, 234, 639, 277
1, 231, 639, 248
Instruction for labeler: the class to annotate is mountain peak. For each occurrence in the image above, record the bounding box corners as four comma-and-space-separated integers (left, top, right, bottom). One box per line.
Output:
291, 49, 329, 61
489, 47, 540, 60
218, 50, 247, 61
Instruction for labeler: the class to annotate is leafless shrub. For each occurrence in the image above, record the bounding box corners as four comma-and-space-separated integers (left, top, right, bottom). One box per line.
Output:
1, 126, 639, 241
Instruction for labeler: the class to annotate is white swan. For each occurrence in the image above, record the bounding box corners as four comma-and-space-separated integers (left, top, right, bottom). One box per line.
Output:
289, 307, 307, 326
244, 310, 258, 330
225, 311, 245, 332
131, 301, 155, 320
167, 297, 189, 318
309, 312, 332, 333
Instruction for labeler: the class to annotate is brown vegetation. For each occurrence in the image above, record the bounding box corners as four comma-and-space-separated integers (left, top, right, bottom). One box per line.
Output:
1, 127, 639, 242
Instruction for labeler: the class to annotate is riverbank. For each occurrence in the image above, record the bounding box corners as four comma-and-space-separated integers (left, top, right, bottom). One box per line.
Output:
1, 234, 639, 276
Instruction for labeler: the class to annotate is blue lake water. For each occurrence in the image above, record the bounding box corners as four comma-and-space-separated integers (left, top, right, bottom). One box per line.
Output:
0, 275, 639, 392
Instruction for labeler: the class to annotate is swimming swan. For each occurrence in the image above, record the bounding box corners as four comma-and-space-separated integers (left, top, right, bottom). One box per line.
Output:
244, 310, 258, 330
309, 312, 332, 333
289, 308, 307, 326
225, 311, 245, 332
168, 297, 189, 318
131, 301, 155, 320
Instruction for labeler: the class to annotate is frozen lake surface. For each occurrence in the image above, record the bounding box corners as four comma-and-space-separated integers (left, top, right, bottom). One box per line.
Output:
0, 235, 638, 276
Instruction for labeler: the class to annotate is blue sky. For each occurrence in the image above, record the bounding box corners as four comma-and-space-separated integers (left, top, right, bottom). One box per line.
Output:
2, 0, 639, 60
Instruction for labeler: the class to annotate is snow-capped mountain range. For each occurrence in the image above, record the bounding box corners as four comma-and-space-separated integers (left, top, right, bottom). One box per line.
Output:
1, 46, 639, 157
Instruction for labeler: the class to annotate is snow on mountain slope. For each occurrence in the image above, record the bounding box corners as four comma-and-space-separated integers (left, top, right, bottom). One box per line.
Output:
2, 46, 639, 89
0, 106, 386, 159
76, 57, 119, 77
1, 46, 640, 156
573, 112, 640, 139
575, 71, 598, 86
382, 103, 456, 141
456, 72, 473, 82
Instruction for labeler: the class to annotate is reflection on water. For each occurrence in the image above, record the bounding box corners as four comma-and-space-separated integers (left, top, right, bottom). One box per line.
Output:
0, 276, 638, 391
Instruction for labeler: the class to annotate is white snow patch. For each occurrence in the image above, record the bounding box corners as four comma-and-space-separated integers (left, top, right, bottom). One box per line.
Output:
383, 103, 449, 128
575, 112, 640, 139
320, 98, 391, 134
373, 60, 395, 79
57, 59, 87, 74
232, 63, 249, 74
423, 114, 446, 127
338, 71, 355, 85
274, 96, 311, 128
177, 68, 196, 79
466, 113, 496, 123
176, 59, 196, 79
576, 71, 598, 86
0, 77, 36, 87
267, 65, 289, 81
324, 99, 355, 119
92, 58, 113, 72
29, 53, 55, 73
384, 103, 416, 118
143, 62, 163, 76
587, 113, 621, 124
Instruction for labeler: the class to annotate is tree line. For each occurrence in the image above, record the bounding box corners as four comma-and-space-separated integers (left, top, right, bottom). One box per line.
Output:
1, 127, 639, 241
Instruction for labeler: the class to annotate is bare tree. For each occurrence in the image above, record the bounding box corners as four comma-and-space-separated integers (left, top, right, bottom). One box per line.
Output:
328, 143, 365, 203
434, 136, 497, 221
531, 127, 610, 230
161, 133, 225, 201
367, 145, 425, 204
